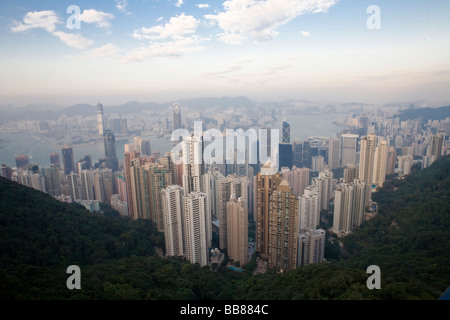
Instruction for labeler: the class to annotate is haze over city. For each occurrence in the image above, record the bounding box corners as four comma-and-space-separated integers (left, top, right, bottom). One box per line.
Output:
1, 0, 450, 106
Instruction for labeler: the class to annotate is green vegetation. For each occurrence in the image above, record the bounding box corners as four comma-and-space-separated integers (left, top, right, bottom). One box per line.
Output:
1, 155, 450, 299
397, 105, 450, 123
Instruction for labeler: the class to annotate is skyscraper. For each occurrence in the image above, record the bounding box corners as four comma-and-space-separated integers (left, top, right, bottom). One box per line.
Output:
183, 192, 211, 267
268, 180, 299, 272
314, 169, 334, 212
43, 166, 61, 197
103, 130, 119, 172
427, 133, 444, 162
50, 152, 60, 169
373, 139, 388, 187
341, 134, 359, 167
162, 185, 185, 258
298, 186, 320, 233
227, 195, 248, 265
293, 139, 303, 168
15, 154, 29, 170
67, 172, 80, 201
332, 179, 368, 234
386, 147, 397, 176
358, 135, 377, 184
284, 166, 310, 198
328, 138, 341, 170
97, 103, 105, 136
255, 160, 283, 260
278, 143, 293, 171
62, 144, 75, 175
297, 228, 325, 267
80, 169, 95, 200
282, 121, 290, 144
343, 163, 359, 183
173, 103, 182, 132
182, 134, 206, 195
217, 175, 248, 249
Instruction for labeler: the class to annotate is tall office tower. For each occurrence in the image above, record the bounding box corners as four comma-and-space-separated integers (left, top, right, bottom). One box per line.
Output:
183, 192, 211, 267
302, 140, 312, 168
427, 133, 444, 162
50, 152, 60, 169
123, 148, 140, 216
284, 166, 310, 198
15, 154, 29, 170
386, 147, 397, 175
268, 180, 299, 272
62, 144, 75, 175
282, 121, 290, 143
255, 160, 283, 260
332, 179, 368, 234
103, 130, 119, 172
328, 138, 341, 170
162, 185, 185, 258
373, 139, 388, 187
358, 135, 377, 184
314, 169, 334, 211
297, 228, 325, 267
311, 155, 325, 172
278, 143, 293, 171
67, 172, 80, 201
173, 103, 182, 132
116, 174, 127, 202
226, 195, 248, 265
298, 186, 320, 233
217, 175, 248, 249
43, 167, 61, 196
97, 103, 105, 135
398, 155, 414, 176
182, 134, 206, 195
293, 139, 303, 168
341, 134, 359, 167
343, 163, 359, 183
80, 169, 95, 200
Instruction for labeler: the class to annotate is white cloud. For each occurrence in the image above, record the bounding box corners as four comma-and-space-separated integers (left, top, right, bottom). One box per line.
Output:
301, 30, 310, 37
205, 0, 338, 44
53, 31, 94, 49
11, 10, 61, 33
79, 9, 114, 28
115, 0, 129, 13
68, 43, 120, 60
124, 36, 207, 62
133, 13, 200, 40
176, 0, 184, 8
11, 10, 94, 49
197, 3, 210, 9
157, 16, 164, 22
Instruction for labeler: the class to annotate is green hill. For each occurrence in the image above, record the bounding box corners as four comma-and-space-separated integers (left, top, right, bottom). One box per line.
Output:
1, 155, 450, 300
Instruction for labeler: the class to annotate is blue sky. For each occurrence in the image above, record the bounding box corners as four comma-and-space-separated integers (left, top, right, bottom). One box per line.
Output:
1, 0, 449, 106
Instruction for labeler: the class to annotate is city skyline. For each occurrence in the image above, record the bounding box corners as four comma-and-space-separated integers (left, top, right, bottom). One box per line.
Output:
1, 0, 450, 106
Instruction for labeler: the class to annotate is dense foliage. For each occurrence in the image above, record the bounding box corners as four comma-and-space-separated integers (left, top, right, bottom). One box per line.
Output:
397, 105, 450, 123
1, 155, 450, 299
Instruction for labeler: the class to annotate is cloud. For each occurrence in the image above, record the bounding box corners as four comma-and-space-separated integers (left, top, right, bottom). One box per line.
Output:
11, 10, 60, 33
52, 31, 94, 49
157, 16, 164, 22
11, 10, 94, 49
79, 9, 114, 28
115, 0, 130, 13
133, 13, 200, 40
205, 0, 338, 44
197, 3, 210, 9
68, 43, 120, 60
124, 36, 207, 62
300, 30, 310, 37
176, 0, 184, 8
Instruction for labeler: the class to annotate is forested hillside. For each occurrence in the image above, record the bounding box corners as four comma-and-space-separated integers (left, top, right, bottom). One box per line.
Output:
1, 155, 449, 300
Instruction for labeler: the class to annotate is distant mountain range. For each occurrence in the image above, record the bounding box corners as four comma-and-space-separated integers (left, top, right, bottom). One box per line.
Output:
0, 96, 449, 122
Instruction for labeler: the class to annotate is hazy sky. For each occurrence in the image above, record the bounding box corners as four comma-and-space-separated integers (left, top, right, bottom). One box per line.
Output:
1, 0, 450, 106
